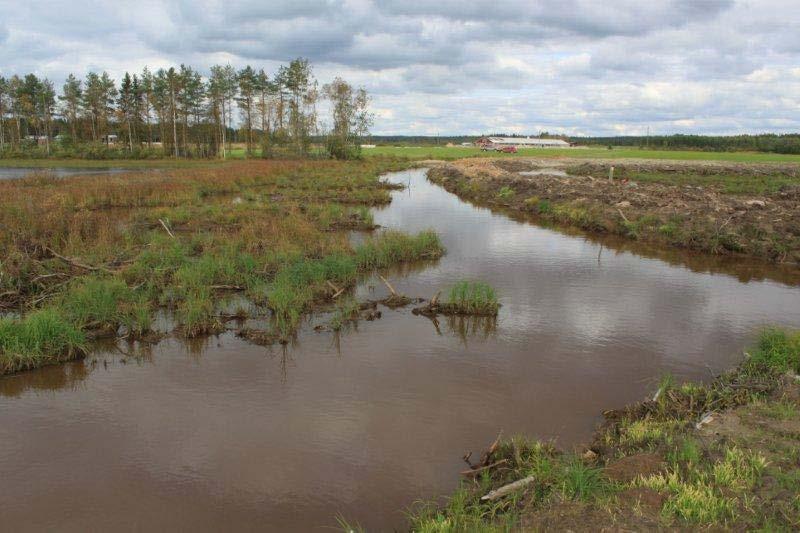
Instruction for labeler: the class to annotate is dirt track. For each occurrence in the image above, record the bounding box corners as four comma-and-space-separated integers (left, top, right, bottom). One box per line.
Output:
427, 158, 800, 264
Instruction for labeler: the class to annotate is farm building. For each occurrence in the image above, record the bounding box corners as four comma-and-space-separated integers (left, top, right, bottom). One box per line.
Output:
477, 137, 572, 148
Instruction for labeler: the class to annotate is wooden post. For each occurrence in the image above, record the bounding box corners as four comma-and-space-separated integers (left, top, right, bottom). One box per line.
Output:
609, 166, 615, 182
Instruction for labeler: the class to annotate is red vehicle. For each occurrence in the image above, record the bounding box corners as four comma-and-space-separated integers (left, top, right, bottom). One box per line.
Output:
500, 145, 518, 153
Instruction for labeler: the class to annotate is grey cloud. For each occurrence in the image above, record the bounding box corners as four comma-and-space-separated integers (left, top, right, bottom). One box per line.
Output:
0, 0, 798, 135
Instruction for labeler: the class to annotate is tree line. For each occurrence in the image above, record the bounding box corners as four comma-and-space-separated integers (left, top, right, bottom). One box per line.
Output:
574, 134, 800, 154
0, 58, 372, 159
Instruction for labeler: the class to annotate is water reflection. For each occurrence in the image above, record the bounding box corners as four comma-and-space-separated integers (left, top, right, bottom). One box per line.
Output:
0, 361, 91, 398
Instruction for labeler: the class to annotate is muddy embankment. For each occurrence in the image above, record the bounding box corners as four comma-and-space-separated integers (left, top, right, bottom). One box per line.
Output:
428, 158, 800, 264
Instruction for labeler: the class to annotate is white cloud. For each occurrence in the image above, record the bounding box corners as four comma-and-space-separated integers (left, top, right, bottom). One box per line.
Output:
0, 0, 799, 135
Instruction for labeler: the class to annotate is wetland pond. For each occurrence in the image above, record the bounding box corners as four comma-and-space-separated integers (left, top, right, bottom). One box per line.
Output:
0, 167, 146, 180
2, 168, 800, 531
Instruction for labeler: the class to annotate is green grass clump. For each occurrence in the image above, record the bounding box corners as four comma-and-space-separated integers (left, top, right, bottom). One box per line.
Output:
496, 186, 515, 200
0, 309, 87, 374
746, 328, 800, 374
446, 281, 500, 315
355, 230, 444, 270
178, 288, 221, 338
639, 471, 736, 524
330, 298, 360, 331
58, 277, 151, 332
558, 460, 609, 501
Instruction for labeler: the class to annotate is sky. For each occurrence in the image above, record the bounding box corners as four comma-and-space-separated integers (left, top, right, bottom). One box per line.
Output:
1, 0, 799, 136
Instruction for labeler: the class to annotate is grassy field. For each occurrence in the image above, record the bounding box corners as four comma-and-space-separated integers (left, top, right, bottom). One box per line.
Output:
0, 158, 448, 374
365, 145, 800, 163
5, 145, 800, 168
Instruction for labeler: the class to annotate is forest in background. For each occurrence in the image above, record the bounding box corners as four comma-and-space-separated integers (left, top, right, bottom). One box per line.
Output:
0, 58, 371, 160
369, 133, 800, 154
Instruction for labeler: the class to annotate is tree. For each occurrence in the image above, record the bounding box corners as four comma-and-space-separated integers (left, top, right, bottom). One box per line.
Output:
154, 67, 182, 158
178, 65, 205, 155
0, 76, 7, 151
36, 78, 56, 154
282, 58, 317, 154
255, 69, 274, 156
236, 66, 258, 155
59, 74, 82, 142
82, 72, 116, 142
8, 76, 24, 146
322, 77, 373, 159
118, 72, 136, 151
140, 67, 155, 148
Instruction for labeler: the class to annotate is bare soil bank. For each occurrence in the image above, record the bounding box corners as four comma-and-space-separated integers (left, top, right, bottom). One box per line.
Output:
428, 158, 800, 264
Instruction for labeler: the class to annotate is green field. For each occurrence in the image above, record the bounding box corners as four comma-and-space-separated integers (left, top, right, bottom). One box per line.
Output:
364, 145, 800, 163
4, 145, 800, 168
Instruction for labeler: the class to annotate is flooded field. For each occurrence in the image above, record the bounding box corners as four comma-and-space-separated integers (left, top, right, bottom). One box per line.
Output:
0, 167, 143, 179
2, 169, 799, 531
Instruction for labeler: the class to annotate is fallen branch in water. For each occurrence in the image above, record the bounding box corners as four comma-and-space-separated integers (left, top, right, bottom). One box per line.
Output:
377, 274, 416, 308
481, 475, 536, 501
479, 431, 503, 466
326, 280, 346, 299
378, 274, 398, 296
460, 459, 508, 477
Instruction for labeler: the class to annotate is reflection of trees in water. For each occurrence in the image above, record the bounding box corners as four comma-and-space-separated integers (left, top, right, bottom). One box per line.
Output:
0, 360, 90, 397
423, 314, 497, 346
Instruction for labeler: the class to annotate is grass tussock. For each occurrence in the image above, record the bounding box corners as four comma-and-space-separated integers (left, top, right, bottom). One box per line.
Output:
445, 281, 500, 316
406, 328, 800, 531
0, 309, 87, 374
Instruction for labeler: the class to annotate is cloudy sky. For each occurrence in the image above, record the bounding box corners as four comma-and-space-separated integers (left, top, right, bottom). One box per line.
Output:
1, 0, 799, 136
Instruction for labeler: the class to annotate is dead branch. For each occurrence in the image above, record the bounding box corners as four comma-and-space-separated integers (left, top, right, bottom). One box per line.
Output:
210, 284, 243, 290
43, 246, 117, 274
326, 280, 346, 299
617, 209, 630, 223
481, 475, 536, 501
430, 290, 441, 307
377, 274, 398, 296
158, 218, 175, 239
479, 430, 503, 466
460, 459, 508, 477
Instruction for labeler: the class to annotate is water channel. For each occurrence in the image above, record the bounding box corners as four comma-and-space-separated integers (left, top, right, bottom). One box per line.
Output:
2, 168, 799, 531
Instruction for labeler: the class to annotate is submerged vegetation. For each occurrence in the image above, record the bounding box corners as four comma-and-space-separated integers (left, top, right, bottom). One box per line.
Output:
408, 328, 800, 531
0, 158, 449, 374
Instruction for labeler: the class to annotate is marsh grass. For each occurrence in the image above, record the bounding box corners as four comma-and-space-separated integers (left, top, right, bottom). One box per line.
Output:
267, 231, 443, 336
445, 281, 500, 315
0, 157, 440, 365
0, 309, 87, 374
58, 277, 151, 333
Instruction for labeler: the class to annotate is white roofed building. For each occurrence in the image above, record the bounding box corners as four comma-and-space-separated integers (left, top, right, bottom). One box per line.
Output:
480, 137, 571, 148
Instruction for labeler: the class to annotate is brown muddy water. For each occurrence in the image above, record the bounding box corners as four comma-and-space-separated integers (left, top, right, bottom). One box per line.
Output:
2, 169, 800, 531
